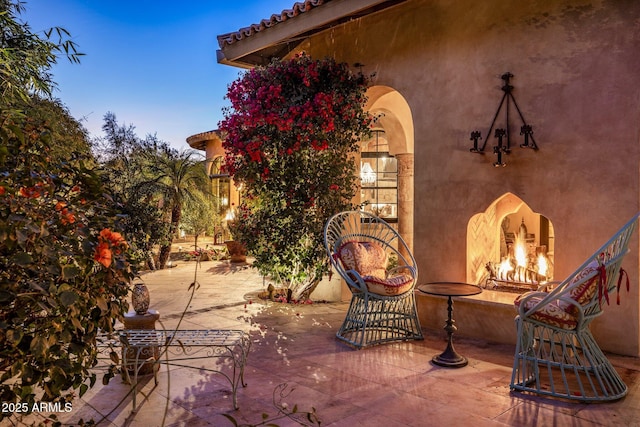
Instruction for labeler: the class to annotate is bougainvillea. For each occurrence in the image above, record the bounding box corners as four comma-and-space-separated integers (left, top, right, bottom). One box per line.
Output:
0, 3, 134, 422
0, 124, 135, 421
219, 53, 371, 299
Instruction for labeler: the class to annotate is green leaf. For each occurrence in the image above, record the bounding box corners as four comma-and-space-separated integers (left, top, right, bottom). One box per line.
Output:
0, 289, 15, 302
6, 329, 23, 345
12, 251, 33, 266
62, 265, 80, 280
60, 328, 71, 343
15, 229, 28, 245
71, 317, 85, 333
30, 335, 48, 357
51, 366, 67, 382
96, 296, 108, 313
59, 290, 78, 307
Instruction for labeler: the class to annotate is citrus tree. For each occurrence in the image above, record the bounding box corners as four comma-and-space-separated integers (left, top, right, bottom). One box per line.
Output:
219, 53, 371, 300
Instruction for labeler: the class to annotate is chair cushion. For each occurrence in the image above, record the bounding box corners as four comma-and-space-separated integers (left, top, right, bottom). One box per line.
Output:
337, 241, 387, 278
514, 260, 603, 330
363, 273, 414, 296
558, 261, 601, 314
514, 293, 578, 330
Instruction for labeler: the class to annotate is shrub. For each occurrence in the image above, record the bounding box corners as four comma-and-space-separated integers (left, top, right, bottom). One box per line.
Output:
0, 127, 135, 421
219, 53, 371, 299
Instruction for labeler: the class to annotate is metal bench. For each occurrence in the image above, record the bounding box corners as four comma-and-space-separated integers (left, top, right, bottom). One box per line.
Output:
98, 329, 251, 411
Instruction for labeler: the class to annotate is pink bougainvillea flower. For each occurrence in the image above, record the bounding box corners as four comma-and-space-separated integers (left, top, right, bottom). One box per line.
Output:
218, 53, 371, 299
248, 150, 262, 162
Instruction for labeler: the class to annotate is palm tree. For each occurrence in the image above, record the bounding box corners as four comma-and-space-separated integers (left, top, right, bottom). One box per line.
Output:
137, 145, 209, 269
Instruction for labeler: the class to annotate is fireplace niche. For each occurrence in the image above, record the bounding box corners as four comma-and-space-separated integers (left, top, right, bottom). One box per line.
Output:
467, 192, 555, 294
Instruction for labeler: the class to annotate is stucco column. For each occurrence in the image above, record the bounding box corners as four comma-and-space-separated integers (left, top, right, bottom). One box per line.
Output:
395, 153, 414, 254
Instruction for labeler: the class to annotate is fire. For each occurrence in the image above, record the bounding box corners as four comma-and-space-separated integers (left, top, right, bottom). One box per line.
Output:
483, 216, 553, 292
493, 237, 549, 284
499, 257, 513, 275
537, 253, 548, 277
514, 236, 527, 268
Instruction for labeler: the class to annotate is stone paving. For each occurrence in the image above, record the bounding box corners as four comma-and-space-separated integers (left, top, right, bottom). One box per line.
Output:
14, 257, 640, 426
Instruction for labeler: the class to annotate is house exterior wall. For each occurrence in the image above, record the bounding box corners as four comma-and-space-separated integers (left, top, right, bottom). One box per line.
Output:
293, 0, 640, 355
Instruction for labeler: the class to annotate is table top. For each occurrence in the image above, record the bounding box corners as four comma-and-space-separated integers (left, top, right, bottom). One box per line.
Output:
417, 282, 483, 298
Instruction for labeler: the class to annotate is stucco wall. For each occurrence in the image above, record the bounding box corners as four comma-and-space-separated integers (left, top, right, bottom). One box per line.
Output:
294, 0, 640, 356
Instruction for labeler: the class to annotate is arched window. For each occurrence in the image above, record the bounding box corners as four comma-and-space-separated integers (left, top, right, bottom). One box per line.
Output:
360, 130, 398, 222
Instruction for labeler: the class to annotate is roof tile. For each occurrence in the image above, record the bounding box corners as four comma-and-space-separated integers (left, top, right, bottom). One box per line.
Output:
217, 0, 331, 48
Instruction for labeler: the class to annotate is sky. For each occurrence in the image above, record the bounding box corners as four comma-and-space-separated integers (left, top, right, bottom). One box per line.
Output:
21, 0, 297, 151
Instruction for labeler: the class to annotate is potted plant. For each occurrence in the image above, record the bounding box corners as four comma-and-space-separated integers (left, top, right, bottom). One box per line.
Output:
222, 206, 247, 263
219, 53, 371, 300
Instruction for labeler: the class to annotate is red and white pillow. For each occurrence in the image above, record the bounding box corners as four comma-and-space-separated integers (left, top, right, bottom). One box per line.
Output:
337, 241, 414, 296
514, 261, 602, 330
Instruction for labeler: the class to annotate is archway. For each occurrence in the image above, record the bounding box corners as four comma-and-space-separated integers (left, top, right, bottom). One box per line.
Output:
364, 85, 415, 250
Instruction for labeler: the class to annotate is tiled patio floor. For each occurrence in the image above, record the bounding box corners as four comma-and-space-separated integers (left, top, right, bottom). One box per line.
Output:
36, 260, 640, 426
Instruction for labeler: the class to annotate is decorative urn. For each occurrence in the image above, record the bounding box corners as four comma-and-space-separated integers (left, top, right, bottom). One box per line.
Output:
131, 282, 150, 315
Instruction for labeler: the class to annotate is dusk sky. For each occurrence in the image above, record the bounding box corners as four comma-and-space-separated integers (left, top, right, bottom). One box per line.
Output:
22, 0, 296, 150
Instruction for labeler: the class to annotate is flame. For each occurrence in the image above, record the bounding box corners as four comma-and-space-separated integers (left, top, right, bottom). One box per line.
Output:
537, 253, 548, 277
499, 258, 513, 279
495, 237, 549, 283
490, 222, 552, 285
514, 237, 527, 268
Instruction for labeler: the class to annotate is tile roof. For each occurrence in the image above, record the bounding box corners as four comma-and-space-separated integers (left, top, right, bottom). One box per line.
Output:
217, 0, 331, 48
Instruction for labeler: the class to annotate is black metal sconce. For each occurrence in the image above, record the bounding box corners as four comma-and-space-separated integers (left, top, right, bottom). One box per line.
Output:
470, 72, 538, 167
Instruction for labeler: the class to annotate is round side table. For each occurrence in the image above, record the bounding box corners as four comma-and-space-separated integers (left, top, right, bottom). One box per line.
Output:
417, 282, 482, 368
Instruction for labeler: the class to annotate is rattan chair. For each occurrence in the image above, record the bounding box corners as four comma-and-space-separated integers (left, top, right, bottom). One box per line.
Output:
510, 213, 638, 401
324, 211, 423, 349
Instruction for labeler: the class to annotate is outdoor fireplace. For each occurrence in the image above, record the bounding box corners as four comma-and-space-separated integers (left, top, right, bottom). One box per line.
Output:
466, 193, 555, 294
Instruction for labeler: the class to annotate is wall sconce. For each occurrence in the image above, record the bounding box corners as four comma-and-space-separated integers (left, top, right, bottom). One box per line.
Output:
470, 72, 539, 167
